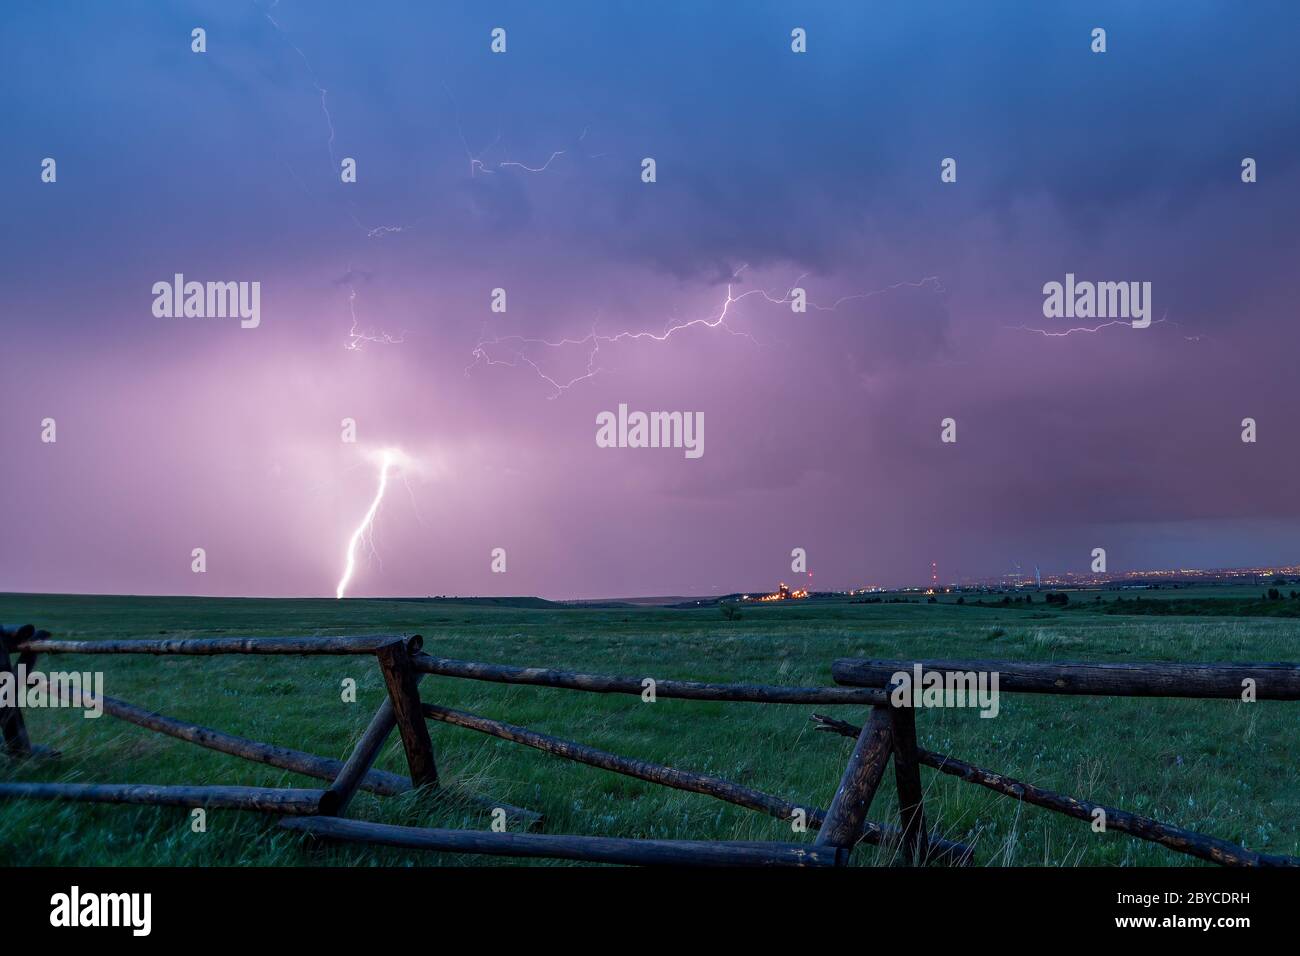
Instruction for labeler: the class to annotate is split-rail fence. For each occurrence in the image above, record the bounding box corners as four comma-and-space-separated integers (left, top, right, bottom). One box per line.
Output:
2, 623, 1296, 867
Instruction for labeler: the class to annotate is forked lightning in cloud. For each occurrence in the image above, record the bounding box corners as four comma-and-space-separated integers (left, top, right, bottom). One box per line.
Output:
260, 1, 411, 350
344, 286, 405, 351
467, 268, 945, 397
261, 1, 409, 245
444, 84, 585, 178
1006, 311, 1203, 341
262, 1, 338, 172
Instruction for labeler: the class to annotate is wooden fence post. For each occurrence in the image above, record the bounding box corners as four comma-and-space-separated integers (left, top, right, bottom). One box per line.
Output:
322, 687, 413, 816
814, 704, 893, 856
889, 703, 929, 865
374, 640, 439, 791
0, 631, 34, 758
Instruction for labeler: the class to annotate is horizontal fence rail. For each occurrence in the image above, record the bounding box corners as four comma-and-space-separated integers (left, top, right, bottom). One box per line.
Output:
5, 622, 1297, 868
921, 749, 1299, 868
0, 782, 325, 814
411, 651, 887, 705
833, 657, 1300, 700
31, 674, 410, 797
15, 634, 423, 657
810, 713, 1300, 868
280, 817, 846, 867
423, 701, 813, 821
422, 700, 972, 864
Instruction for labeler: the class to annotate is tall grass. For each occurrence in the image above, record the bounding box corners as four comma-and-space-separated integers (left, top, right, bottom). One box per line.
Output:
1, 593, 1296, 866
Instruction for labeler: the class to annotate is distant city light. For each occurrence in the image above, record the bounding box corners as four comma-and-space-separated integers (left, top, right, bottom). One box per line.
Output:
747, 582, 809, 602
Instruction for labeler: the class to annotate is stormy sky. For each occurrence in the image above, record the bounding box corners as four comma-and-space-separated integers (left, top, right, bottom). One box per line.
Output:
3, 1, 1299, 598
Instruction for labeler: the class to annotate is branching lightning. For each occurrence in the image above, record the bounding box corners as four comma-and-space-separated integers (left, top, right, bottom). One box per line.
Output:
263, 0, 338, 174
256, 39, 588, 350
1007, 318, 1135, 337
344, 286, 406, 351
261, 0, 409, 348
461, 134, 568, 177
467, 267, 945, 397
1005, 311, 1203, 341
445, 83, 586, 178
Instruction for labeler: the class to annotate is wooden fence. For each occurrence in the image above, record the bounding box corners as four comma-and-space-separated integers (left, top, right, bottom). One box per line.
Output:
1, 623, 1296, 867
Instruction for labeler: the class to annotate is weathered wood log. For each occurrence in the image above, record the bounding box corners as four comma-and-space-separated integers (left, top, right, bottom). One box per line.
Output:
832, 657, 1300, 700
280, 816, 846, 867
889, 704, 929, 866
16, 634, 424, 657
0, 638, 33, 757
814, 706, 894, 853
422, 701, 815, 824
922, 751, 1299, 868
320, 688, 541, 826
809, 714, 1298, 868
421, 701, 967, 859
376, 641, 438, 790
16, 630, 47, 674
410, 652, 886, 704
323, 691, 410, 815
0, 782, 324, 814
23, 670, 538, 828
29, 674, 408, 796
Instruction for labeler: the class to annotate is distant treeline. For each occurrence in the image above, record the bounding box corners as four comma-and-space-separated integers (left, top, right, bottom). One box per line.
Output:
1093, 591, 1300, 618
947, 593, 1070, 608
938, 589, 1300, 618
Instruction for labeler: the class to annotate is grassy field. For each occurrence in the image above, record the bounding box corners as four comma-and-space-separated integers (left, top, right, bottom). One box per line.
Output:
1, 590, 1297, 866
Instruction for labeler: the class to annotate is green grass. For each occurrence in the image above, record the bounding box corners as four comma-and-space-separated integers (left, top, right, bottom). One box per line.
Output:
1, 592, 1296, 866
1091, 596, 1300, 618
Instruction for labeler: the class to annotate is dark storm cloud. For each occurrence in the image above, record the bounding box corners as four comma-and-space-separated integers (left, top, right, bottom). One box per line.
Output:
3, 1, 1300, 597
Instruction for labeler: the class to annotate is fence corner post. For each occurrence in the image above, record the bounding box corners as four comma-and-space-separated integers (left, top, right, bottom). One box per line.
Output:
374, 638, 439, 792
813, 704, 894, 859
889, 702, 929, 866
0, 627, 34, 758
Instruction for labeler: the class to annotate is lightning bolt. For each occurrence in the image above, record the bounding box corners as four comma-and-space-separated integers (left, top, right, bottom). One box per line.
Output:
1006, 310, 1202, 341
444, 82, 588, 178
461, 135, 568, 176
1007, 319, 1135, 337
262, 0, 338, 174
461, 130, 572, 178
260, 1, 409, 349
344, 286, 406, 351
468, 268, 945, 397
260, 5, 409, 239
336, 448, 400, 599
259, 17, 946, 381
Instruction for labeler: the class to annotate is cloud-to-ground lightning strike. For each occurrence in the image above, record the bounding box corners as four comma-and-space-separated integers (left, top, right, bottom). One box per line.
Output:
467, 268, 945, 397
335, 448, 402, 599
